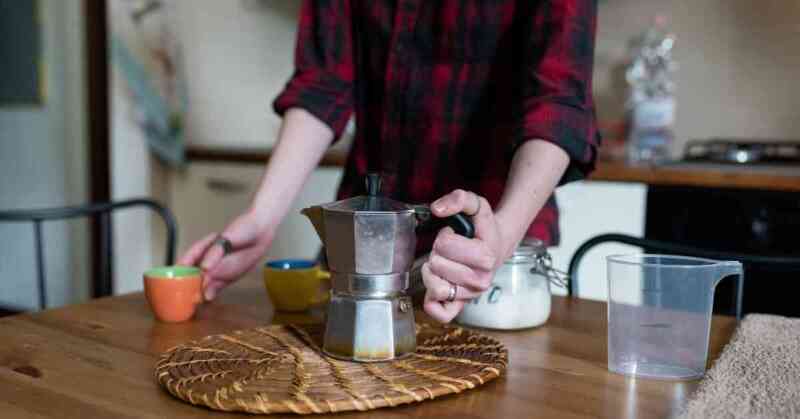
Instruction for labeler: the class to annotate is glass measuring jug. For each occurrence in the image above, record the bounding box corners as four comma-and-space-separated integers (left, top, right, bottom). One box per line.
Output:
607, 254, 743, 380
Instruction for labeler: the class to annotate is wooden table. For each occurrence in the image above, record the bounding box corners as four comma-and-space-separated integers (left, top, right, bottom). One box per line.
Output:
0, 277, 736, 418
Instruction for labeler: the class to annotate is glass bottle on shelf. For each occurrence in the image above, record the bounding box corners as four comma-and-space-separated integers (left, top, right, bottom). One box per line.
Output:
625, 16, 677, 164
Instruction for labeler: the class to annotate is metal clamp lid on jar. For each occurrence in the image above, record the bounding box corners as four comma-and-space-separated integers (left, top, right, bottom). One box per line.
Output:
507, 238, 547, 263
510, 238, 569, 289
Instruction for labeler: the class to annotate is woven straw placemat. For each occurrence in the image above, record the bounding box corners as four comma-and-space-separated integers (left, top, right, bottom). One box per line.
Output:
155, 323, 507, 414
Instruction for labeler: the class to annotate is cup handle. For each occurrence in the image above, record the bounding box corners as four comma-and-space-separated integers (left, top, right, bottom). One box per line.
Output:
717, 261, 744, 320
311, 269, 332, 305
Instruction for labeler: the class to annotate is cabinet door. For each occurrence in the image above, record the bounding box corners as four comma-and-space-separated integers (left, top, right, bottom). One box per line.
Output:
170, 162, 259, 259
547, 181, 646, 301
169, 163, 343, 281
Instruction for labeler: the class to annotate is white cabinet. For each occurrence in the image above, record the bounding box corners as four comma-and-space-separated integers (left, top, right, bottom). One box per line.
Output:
547, 181, 647, 301
169, 162, 343, 282
267, 168, 343, 260
170, 163, 258, 257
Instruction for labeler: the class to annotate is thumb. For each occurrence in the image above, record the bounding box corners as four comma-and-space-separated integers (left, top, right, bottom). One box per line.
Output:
204, 280, 225, 302
199, 243, 225, 301
431, 190, 495, 242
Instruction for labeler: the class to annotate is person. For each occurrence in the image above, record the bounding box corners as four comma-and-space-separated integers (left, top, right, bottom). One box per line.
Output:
179, 0, 600, 323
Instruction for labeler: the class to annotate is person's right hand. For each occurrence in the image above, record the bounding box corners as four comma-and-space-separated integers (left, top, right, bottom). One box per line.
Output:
177, 211, 274, 301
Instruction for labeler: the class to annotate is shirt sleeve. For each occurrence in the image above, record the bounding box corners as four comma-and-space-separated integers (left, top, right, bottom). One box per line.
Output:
516, 0, 601, 184
272, 0, 355, 140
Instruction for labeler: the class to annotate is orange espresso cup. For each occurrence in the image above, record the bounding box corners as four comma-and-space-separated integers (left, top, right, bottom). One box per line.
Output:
144, 266, 203, 323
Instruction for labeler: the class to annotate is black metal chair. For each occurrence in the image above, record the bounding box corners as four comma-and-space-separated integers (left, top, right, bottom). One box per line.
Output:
0, 198, 177, 311
566, 233, 800, 319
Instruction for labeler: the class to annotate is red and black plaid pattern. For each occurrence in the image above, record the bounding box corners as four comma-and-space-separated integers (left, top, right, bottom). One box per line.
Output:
275, 0, 600, 251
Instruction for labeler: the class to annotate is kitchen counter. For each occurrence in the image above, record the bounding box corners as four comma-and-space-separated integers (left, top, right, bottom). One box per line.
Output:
186, 146, 800, 192
591, 160, 800, 192
0, 275, 737, 418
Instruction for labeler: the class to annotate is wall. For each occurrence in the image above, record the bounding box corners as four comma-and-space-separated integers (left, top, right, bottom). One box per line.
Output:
110, 0, 800, 297
546, 0, 800, 300
175, 0, 301, 149
0, 0, 89, 309
108, 0, 305, 293
108, 0, 164, 294
594, 0, 800, 155
173, 0, 800, 153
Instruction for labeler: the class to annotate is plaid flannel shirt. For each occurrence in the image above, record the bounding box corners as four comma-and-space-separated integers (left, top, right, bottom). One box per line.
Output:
275, 0, 600, 251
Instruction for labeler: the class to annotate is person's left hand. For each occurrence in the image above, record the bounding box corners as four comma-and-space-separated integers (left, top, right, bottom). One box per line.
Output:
422, 189, 509, 323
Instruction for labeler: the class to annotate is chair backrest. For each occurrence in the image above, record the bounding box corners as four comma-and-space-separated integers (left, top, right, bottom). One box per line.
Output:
0, 198, 177, 311
567, 233, 800, 319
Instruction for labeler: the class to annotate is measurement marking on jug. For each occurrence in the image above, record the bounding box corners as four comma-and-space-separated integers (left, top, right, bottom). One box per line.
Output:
639, 323, 672, 328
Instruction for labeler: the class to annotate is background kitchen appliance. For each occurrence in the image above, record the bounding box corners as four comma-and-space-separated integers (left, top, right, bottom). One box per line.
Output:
647, 139, 800, 317
683, 139, 800, 165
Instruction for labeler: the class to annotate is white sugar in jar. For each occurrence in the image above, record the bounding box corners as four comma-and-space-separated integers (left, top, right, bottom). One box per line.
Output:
455, 238, 553, 330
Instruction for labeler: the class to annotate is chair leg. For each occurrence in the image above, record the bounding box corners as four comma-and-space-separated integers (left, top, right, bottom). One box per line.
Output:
33, 221, 47, 310
98, 212, 113, 298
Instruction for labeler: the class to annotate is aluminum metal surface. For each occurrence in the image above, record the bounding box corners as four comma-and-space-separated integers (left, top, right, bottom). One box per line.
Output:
331, 272, 409, 297
323, 295, 416, 362
321, 195, 414, 213
323, 210, 417, 274
301, 174, 441, 362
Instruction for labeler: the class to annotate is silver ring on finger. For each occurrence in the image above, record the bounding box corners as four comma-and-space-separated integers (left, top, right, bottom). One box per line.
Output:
446, 283, 458, 303
213, 235, 234, 256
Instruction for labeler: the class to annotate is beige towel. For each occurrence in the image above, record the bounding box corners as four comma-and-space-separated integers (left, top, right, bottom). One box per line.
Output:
680, 314, 800, 419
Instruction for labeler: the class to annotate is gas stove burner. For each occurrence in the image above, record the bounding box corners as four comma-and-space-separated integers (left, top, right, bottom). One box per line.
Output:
684, 139, 800, 165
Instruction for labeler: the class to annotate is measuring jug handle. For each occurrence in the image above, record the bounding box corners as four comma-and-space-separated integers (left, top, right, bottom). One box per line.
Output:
717, 261, 744, 320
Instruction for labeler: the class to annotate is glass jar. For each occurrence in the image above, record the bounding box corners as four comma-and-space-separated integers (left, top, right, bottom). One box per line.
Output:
455, 238, 553, 330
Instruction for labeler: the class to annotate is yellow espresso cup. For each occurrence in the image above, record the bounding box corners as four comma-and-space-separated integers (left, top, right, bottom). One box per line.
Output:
264, 259, 331, 312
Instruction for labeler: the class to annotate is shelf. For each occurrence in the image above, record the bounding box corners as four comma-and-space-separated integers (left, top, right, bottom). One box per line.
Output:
185, 146, 800, 192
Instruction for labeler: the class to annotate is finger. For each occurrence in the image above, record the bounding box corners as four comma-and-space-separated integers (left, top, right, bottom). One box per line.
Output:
433, 229, 496, 271
200, 244, 226, 272
428, 252, 491, 291
203, 246, 265, 301
422, 263, 482, 301
177, 233, 218, 266
431, 189, 478, 218
203, 268, 234, 301
207, 245, 264, 280
221, 221, 259, 249
466, 196, 498, 244
431, 192, 497, 243
199, 217, 259, 277
203, 281, 224, 302
423, 298, 465, 324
